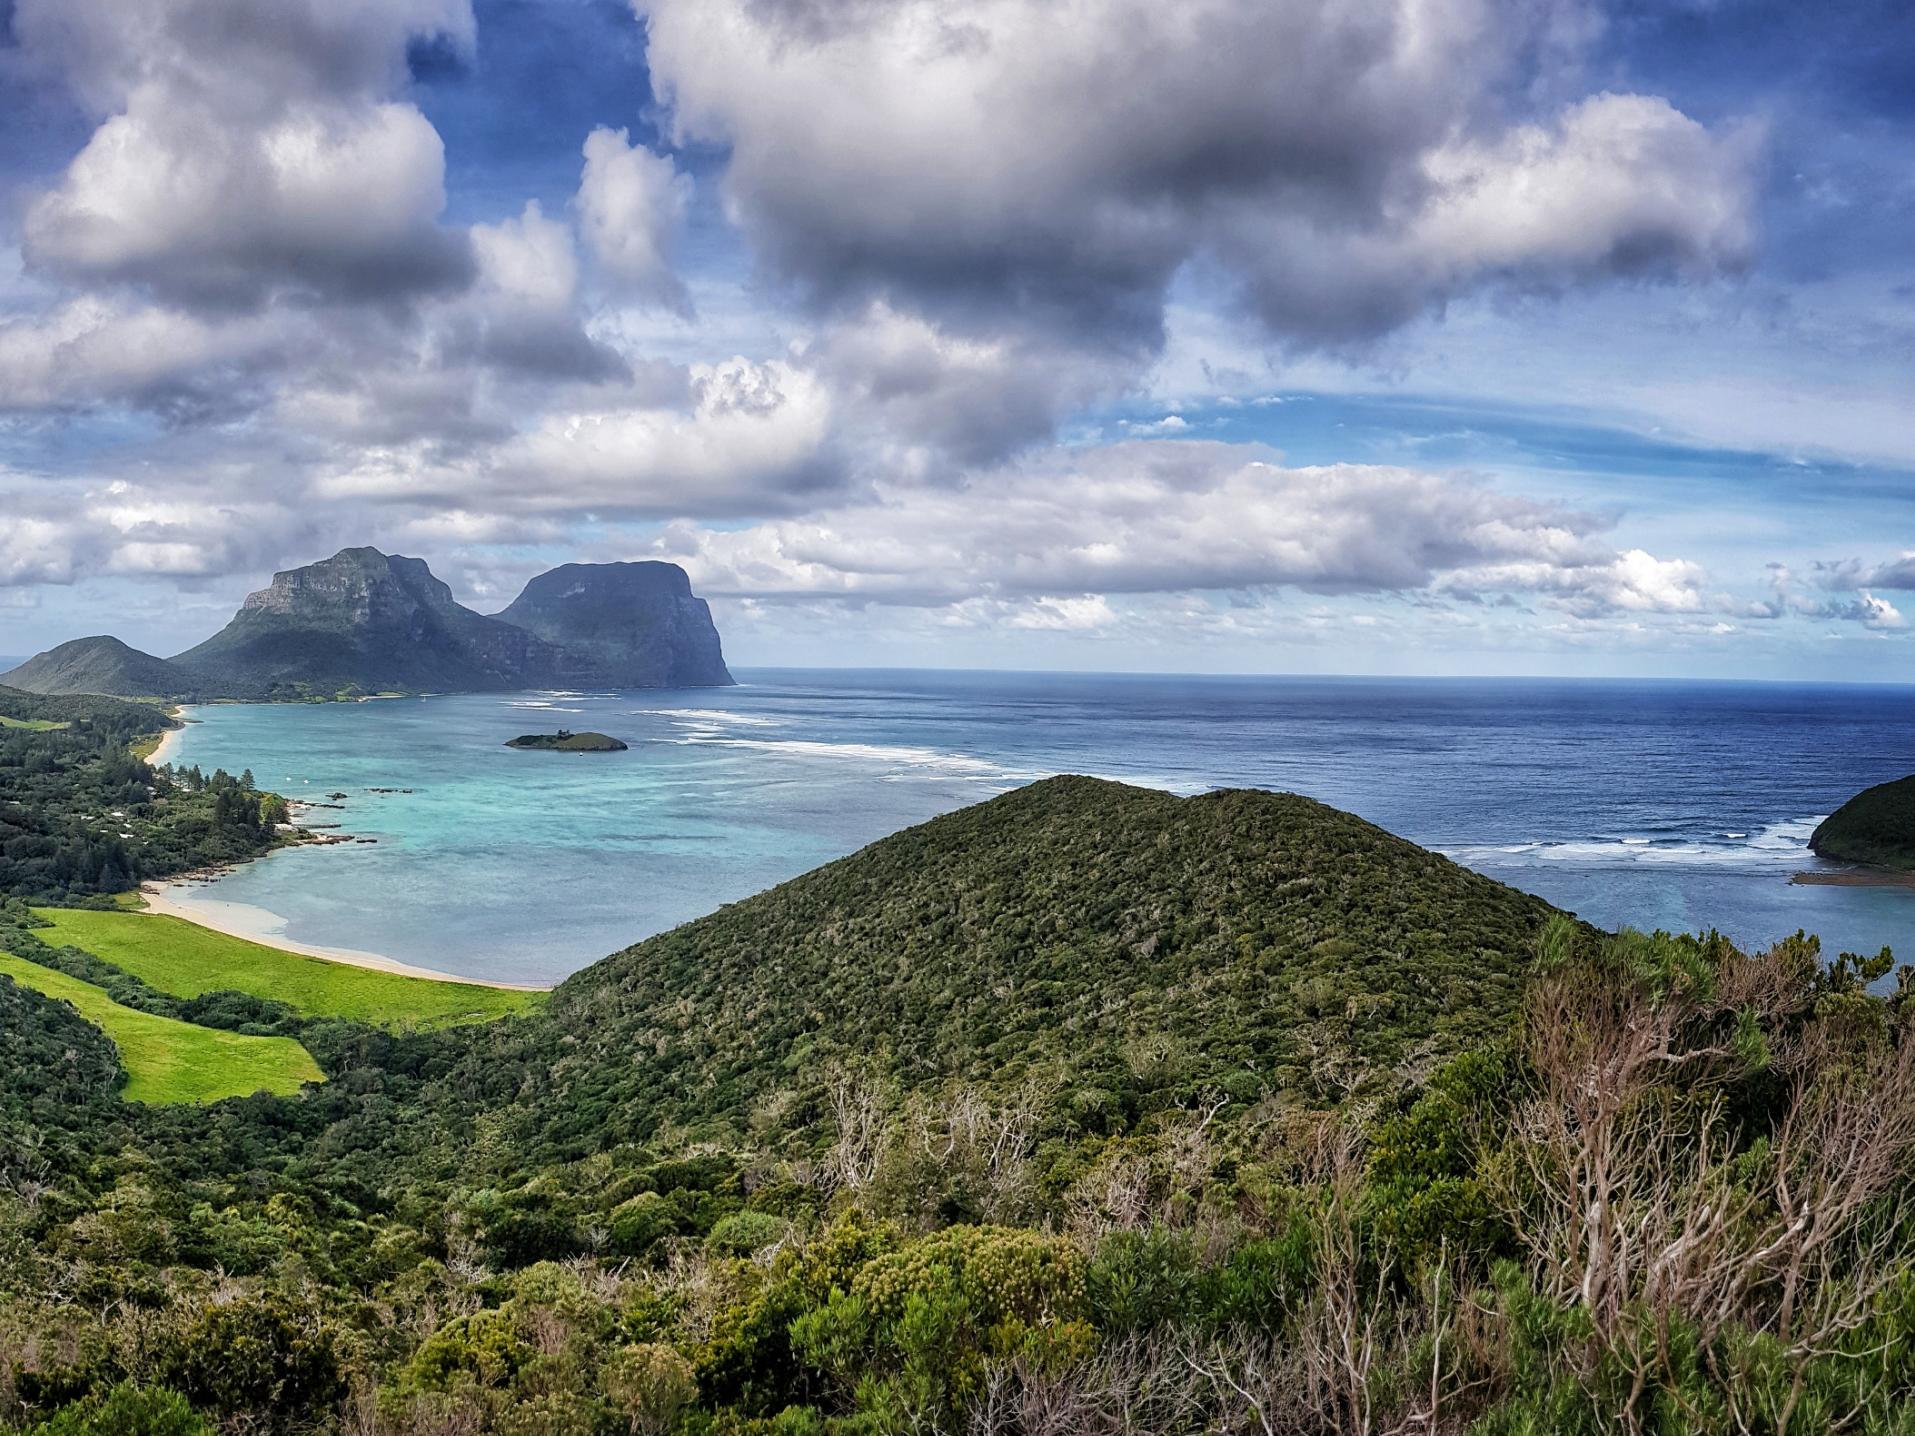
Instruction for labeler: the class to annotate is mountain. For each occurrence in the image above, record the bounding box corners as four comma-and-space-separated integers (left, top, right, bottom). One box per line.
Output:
433, 776, 1560, 1157
495, 561, 734, 687
0, 635, 189, 698
165, 546, 568, 698
1810, 773, 1915, 871
9, 549, 735, 699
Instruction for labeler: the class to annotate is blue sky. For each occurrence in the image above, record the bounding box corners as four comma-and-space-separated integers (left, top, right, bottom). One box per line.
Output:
1, 0, 1912, 679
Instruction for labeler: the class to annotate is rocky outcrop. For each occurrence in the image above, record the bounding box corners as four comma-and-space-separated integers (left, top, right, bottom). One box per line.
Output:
11, 549, 735, 699
494, 562, 733, 688
170, 548, 564, 697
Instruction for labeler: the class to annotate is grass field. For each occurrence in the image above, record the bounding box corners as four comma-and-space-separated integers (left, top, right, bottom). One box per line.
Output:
127, 711, 179, 760
35, 908, 542, 1030
0, 715, 68, 731
0, 952, 323, 1104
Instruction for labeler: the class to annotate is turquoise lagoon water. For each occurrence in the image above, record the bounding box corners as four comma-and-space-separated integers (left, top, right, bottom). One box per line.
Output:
159, 669, 1915, 984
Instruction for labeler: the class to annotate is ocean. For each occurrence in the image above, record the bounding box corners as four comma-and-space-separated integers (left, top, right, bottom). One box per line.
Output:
155, 669, 1915, 985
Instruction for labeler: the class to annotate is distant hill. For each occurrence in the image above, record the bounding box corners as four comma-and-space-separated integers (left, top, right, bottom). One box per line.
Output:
1810, 774, 1915, 871
436, 776, 1561, 1157
0, 635, 189, 698
170, 547, 559, 698
496, 561, 733, 687
5, 549, 734, 700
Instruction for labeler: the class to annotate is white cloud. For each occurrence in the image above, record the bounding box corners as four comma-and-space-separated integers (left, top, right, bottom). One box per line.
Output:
317, 356, 838, 518
1008, 595, 1119, 631
0, 297, 289, 415
576, 127, 693, 311
0, 517, 82, 586
1857, 592, 1906, 630
17, 0, 473, 308
809, 300, 1135, 470
649, 438, 1706, 620
640, 0, 1754, 347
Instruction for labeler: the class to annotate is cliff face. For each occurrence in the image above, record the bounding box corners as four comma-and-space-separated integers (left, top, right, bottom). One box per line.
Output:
0, 636, 188, 698
171, 548, 563, 696
495, 562, 734, 688
14, 550, 734, 699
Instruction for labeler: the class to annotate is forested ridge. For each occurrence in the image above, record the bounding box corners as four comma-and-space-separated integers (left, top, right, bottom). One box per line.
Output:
0, 686, 286, 903
1811, 773, 1915, 870
2, 750, 1913, 1434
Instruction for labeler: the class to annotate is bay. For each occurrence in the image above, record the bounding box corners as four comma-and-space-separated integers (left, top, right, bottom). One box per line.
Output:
157, 669, 1915, 984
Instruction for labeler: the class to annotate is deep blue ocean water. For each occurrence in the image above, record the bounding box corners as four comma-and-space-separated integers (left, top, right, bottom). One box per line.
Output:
158, 670, 1915, 984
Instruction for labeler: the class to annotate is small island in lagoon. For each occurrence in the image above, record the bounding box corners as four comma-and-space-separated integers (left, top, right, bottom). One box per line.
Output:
504, 728, 628, 752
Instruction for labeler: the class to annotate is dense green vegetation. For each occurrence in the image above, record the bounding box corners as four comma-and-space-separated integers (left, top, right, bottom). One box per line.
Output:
0, 636, 191, 701
1810, 772, 1915, 870
505, 730, 630, 751
0, 952, 323, 1103
0, 685, 285, 904
2, 774, 1911, 1433
33, 908, 541, 1030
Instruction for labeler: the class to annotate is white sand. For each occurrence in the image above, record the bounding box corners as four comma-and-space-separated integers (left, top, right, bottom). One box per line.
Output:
145, 706, 194, 766
139, 882, 549, 990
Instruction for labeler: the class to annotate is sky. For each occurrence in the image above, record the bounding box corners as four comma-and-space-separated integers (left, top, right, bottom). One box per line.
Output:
0, 0, 1912, 680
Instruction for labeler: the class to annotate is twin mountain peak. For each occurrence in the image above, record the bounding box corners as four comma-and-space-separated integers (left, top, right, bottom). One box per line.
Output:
2, 547, 733, 699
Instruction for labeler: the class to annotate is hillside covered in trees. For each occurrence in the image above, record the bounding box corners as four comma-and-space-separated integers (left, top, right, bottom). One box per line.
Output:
1811, 773, 1915, 871
1, 767, 1912, 1434
0, 687, 287, 903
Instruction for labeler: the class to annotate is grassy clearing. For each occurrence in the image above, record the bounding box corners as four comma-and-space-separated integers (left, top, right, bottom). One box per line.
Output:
127, 707, 181, 760
0, 715, 68, 731
34, 907, 543, 1030
0, 952, 323, 1104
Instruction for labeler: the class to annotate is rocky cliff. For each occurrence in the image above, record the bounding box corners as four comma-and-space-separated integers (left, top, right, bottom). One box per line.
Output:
495, 562, 733, 688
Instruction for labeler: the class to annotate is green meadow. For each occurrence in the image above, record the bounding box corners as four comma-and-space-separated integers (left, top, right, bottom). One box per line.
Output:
0, 952, 322, 1104
34, 907, 543, 1031
0, 714, 68, 731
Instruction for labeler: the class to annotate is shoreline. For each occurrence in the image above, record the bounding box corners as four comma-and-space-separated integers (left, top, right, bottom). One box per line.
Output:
139, 882, 549, 990
145, 706, 194, 766
133, 703, 544, 991
1791, 868, 1915, 890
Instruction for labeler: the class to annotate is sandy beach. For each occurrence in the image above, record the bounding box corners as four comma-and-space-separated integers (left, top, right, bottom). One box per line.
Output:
139, 882, 549, 990
145, 706, 194, 766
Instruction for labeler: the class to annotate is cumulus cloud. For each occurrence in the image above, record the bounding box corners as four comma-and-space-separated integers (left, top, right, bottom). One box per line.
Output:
807, 301, 1136, 470
0, 297, 291, 418
640, 0, 1755, 348
0, 515, 83, 587
16, 0, 474, 309
316, 356, 838, 518
0, 474, 340, 590
1817, 553, 1915, 592
576, 127, 693, 312
459, 201, 628, 379
1223, 92, 1756, 340
648, 439, 1704, 618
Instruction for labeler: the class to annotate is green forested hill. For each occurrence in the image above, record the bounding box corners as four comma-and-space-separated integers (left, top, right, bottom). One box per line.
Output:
0, 636, 188, 699
0, 685, 285, 902
1810, 772, 1915, 869
511, 776, 1556, 1149
7, 773, 1914, 1435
